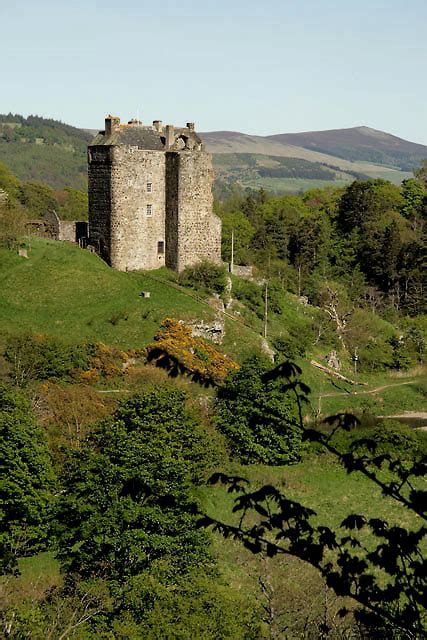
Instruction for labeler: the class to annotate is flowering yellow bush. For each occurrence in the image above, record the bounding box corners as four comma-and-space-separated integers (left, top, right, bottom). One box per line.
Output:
146, 318, 239, 385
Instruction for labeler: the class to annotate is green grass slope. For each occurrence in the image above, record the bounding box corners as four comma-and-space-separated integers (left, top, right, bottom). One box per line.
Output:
0, 239, 261, 357
0, 239, 425, 416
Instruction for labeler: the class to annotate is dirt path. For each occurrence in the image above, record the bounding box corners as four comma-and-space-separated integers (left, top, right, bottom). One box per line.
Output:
379, 411, 427, 430
320, 380, 416, 398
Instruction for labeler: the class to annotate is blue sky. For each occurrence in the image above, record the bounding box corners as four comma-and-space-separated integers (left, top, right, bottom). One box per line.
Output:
2, 0, 427, 143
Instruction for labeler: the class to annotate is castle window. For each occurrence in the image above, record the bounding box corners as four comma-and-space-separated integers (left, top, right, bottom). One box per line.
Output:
146, 204, 152, 217
157, 241, 165, 254
147, 182, 152, 193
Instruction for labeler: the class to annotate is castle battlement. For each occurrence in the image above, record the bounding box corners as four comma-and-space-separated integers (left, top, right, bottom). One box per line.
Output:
88, 115, 221, 272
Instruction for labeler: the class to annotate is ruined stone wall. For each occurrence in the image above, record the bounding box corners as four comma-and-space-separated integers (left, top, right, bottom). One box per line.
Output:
165, 150, 221, 272
58, 221, 77, 242
109, 147, 166, 271
88, 146, 112, 261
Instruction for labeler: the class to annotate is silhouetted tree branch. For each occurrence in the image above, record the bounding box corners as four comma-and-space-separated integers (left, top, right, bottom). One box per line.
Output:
200, 361, 427, 638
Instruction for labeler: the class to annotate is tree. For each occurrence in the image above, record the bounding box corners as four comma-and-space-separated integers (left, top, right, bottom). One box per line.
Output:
312, 280, 353, 350
203, 363, 427, 638
215, 356, 303, 465
401, 178, 425, 225
0, 201, 27, 249
219, 210, 255, 264
0, 162, 21, 202
17, 181, 58, 219
55, 388, 216, 582
55, 187, 88, 221
0, 384, 56, 574
414, 159, 427, 190
337, 179, 403, 233
288, 212, 332, 294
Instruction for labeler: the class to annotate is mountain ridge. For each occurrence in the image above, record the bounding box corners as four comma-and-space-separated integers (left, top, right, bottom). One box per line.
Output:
1, 114, 426, 193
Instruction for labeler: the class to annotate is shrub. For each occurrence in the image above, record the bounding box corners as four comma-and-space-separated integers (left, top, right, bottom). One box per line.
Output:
146, 318, 238, 386
231, 278, 263, 318
215, 355, 303, 464
180, 261, 228, 296
388, 336, 412, 371
272, 334, 307, 360
317, 418, 427, 461
4, 334, 97, 386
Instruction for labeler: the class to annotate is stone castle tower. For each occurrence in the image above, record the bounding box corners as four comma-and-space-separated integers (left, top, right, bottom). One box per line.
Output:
88, 116, 221, 272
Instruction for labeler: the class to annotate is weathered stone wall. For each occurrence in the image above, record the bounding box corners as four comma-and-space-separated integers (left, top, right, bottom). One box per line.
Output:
58, 221, 77, 242
88, 122, 221, 273
43, 210, 60, 238
166, 150, 221, 272
109, 147, 166, 271
88, 146, 112, 261
165, 153, 180, 270
230, 264, 254, 278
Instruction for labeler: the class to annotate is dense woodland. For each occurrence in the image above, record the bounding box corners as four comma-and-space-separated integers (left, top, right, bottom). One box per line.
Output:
0, 115, 90, 190
0, 154, 426, 638
0, 161, 88, 222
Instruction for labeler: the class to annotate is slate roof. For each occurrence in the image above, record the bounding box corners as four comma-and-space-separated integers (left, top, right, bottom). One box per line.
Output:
90, 125, 203, 150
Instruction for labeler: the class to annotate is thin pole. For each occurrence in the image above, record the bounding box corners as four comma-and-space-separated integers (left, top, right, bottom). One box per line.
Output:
230, 229, 234, 274
264, 280, 268, 339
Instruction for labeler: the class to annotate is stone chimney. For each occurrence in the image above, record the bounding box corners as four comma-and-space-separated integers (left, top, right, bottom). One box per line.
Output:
186, 122, 195, 131
105, 115, 120, 136
153, 120, 163, 132
165, 124, 175, 148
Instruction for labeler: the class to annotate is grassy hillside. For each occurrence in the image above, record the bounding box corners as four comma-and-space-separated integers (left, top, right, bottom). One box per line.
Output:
0, 239, 261, 359
2, 238, 426, 637
212, 152, 364, 193
0, 238, 425, 419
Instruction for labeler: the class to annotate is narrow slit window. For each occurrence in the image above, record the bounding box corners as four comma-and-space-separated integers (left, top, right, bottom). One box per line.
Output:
146, 204, 152, 217
157, 241, 165, 254
147, 182, 152, 193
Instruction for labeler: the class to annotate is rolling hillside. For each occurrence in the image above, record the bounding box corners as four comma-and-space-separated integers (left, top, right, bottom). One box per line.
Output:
268, 126, 427, 170
1, 114, 426, 194
202, 126, 427, 192
0, 238, 425, 419
0, 238, 262, 363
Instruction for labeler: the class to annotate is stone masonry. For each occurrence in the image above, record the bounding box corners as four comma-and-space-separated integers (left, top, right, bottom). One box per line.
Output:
88, 116, 221, 272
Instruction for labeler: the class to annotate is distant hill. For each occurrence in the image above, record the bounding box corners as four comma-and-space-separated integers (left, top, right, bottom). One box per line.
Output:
0, 114, 91, 190
267, 126, 427, 171
1, 114, 426, 194
201, 126, 427, 192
